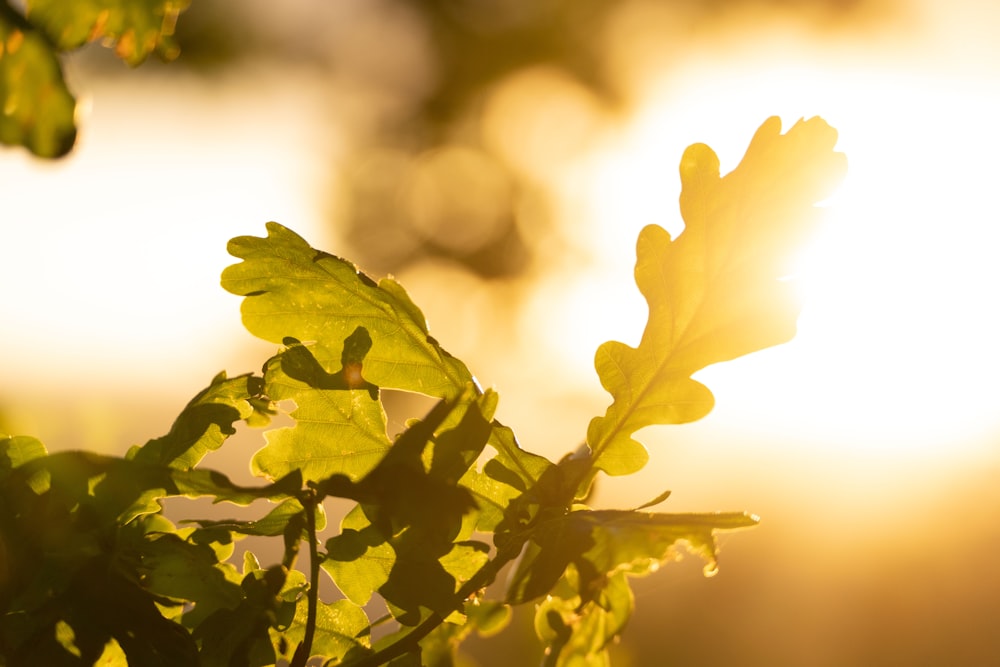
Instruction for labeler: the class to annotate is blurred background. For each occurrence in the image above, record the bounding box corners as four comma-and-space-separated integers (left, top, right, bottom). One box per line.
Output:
3, 0, 1000, 664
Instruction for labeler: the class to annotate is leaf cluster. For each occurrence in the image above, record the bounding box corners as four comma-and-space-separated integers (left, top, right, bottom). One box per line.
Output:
0, 117, 845, 665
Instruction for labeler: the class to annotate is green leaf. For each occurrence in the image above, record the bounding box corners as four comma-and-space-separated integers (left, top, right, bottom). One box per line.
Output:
8, 555, 199, 666
508, 508, 758, 606
506, 512, 595, 606
577, 509, 758, 584
25, 0, 190, 66
315, 397, 480, 541
587, 116, 847, 475
535, 570, 632, 667
323, 504, 395, 607
129, 371, 271, 470
0, 4, 76, 157
136, 530, 243, 628
9, 449, 300, 527
522, 509, 755, 665
460, 420, 554, 534
323, 399, 488, 624
276, 598, 370, 663
193, 566, 289, 667
0, 433, 47, 476
192, 496, 326, 538
252, 336, 392, 483
222, 222, 474, 399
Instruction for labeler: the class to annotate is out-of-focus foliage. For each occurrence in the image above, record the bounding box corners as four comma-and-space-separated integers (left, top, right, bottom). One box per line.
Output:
0, 117, 843, 666
322, 0, 862, 278
0, 0, 190, 157
158, 0, 873, 279
0, 3, 76, 157
25, 0, 190, 65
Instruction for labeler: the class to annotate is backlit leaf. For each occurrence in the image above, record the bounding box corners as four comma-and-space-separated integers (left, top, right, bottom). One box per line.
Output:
251, 336, 391, 483
194, 566, 289, 667
137, 531, 242, 628
191, 496, 326, 538
535, 570, 632, 667
0, 433, 47, 474
587, 116, 847, 475
323, 399, 488, 624
577, 509, 759, 584
323, 504, 394, 607
461, 420, 554, 534
508, 508, 758, 606
277, 598, 370, 663
129, 371, 270, 470
0, 5, 76, 157
25, 0, 190, 66
222, 222, 474, 399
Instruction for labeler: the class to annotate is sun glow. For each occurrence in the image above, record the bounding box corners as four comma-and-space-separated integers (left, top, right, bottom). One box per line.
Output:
539, 27, 1000, 457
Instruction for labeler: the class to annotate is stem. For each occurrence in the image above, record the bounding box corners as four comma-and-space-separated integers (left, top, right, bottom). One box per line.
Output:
291, 490, 321, 667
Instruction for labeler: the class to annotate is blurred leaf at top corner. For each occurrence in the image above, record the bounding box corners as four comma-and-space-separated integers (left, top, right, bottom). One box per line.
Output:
0, 4, 76, 158
24, 0, 192, 67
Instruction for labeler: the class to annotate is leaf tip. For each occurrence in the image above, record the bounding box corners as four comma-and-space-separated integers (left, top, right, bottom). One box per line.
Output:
679, 142, 721, 181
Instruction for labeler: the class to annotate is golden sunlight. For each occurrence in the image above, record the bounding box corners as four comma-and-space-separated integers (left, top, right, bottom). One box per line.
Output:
536, 12, 1000, 464
0, 69, 330, 396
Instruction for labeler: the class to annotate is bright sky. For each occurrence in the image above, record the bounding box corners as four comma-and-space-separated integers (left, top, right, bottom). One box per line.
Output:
0, 68, 332, 390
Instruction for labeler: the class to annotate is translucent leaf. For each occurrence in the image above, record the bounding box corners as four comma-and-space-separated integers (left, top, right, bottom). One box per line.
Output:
252, 337, 391, 483
94, 638, 128, 666
0, 6, 76, 157
277, 598, 370, 663
129, 371, 270, 470
137, 531, 242, 628
17, 556, 199, 666
191, 496, 326, 538
25, 0, 190, 66
222, 222, 474, 400
323, 505, 395, 607
460, 420, 554, 533
10, 449, 300, 526
193, 567, 288, 667
535, 570, 632, 667
508, 508, 758, 605
320, 400, 489, 625
588, 117, 847, 475
0, 433, 47, 475
577, 509, 758, 584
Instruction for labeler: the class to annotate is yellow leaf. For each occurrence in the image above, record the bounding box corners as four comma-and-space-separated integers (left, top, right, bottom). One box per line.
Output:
587, 116, 847, 475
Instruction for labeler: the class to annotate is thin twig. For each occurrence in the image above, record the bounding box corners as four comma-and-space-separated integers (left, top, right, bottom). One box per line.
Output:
291, 490, 321, 667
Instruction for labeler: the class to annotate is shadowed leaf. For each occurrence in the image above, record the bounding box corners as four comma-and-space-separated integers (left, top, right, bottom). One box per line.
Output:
252, 336, 391, 483
129, 371, 271, 470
